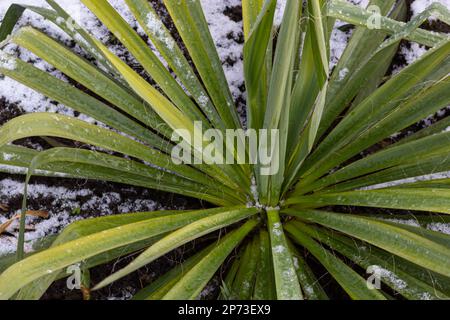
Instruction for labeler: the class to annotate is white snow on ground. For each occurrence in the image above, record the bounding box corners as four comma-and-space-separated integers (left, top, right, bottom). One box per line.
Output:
0, 0, 158, 115
329, 0, 370, 70
359, 172, 450, 191
200, 0, 244, 99
0, 0, 375, 113
0, 0, 95, 115
200, 0, 367, 95
400, 43, 428, 65
329, 21, 353, 71
395, 0, 450, 73
200, 0, 287, 99
393, 42, 431, 75
106, 288, 134, 300
350, 0, 369, 8
427, 222, 450, 234
0, 211, 73, 254
0, 178, 160, 255
0, 0, 187, 257
411, 0, 450, 19
0, 0, 447, 113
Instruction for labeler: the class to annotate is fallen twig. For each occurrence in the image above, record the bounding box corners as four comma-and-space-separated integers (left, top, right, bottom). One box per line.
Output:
0, 210, 49, 235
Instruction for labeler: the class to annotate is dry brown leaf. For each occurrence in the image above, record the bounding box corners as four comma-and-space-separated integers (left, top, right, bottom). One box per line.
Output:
25, 210, 49, 219
0, 211, 49, 235
0, 218, 15, 235
0, 204, 9, 211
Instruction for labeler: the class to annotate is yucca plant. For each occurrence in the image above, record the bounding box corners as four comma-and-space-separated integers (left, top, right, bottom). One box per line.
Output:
0, 0, 449, 300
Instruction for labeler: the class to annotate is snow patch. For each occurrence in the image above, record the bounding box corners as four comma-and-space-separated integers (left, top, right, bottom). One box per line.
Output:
359, 171, 450, 190
350, 0, 370, 8
200, 0, 243, 99
0, 51, 16, 71
0, 178, 163, 257
329, 21, 353, 71
411, 0, 450, 21
427, 222, 450, 234
401, 43, 428, 65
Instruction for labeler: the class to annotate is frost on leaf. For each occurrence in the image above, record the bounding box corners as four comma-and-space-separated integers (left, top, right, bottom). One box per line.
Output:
145, 12, 176, 52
